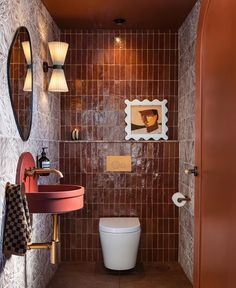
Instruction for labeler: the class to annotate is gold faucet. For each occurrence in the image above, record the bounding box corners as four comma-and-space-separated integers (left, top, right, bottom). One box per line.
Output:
24, 168, 63, 180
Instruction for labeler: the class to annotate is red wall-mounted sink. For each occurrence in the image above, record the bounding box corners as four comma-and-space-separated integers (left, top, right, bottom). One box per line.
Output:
26, 184, 84, 214
16, 152, 85, 214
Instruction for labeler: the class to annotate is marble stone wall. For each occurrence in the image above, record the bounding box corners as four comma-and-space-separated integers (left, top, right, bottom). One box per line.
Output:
0, 0, 60, 287
178, 0, 201, 283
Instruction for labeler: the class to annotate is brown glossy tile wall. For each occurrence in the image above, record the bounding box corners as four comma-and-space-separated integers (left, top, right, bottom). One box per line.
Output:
59, 30, 179, 263
60, 30, 178, 141
60, 141, 179, 263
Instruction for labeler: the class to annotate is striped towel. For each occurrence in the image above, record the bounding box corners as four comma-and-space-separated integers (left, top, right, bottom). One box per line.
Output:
3, 182, 32, 257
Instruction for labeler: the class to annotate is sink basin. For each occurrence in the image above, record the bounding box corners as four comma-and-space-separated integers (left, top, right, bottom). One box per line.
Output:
26, 185, 84, 214
16, 152, 85, 214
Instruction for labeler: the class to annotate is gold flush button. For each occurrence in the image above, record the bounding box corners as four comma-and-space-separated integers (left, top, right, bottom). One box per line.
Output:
106, 156, 132, 172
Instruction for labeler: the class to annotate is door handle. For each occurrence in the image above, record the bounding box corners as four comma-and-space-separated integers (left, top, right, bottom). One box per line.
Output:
184, 166, 199, 176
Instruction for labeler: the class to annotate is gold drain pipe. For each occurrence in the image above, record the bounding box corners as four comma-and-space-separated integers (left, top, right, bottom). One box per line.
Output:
28, 214, 60, 264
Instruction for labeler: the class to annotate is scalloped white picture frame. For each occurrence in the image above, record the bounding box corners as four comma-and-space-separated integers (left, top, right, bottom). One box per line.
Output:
124, 99, 168, 140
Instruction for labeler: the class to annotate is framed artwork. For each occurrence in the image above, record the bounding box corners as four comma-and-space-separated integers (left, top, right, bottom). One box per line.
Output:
124, 99, 168, 140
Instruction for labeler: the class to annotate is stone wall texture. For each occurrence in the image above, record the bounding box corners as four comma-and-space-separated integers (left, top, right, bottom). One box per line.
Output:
0, 0, 60, 287
178, 0, 201, 283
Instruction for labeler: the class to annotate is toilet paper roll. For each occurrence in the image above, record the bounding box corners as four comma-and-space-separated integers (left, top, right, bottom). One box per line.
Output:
172, 192, 187, 207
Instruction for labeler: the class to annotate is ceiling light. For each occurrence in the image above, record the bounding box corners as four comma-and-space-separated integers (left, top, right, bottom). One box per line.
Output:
113, 18, 126, 46
113, 18, 126, 25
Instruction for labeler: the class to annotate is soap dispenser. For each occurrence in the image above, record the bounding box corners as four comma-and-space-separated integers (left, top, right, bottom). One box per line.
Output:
38, 147, 50, 169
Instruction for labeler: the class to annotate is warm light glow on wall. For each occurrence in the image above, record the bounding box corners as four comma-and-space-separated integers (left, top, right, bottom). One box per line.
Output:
44, 41, 69, 92
114, 36, 123, 48
115, 36, 121, 44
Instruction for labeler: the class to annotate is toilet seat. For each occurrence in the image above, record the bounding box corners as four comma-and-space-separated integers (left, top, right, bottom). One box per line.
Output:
99, 217, 140, 233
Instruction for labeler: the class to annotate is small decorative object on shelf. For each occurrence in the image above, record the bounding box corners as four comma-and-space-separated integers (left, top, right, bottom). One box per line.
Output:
71, 128, 80, 140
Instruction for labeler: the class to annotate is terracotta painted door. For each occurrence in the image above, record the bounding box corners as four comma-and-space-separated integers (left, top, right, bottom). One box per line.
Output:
195, 0, 236, 287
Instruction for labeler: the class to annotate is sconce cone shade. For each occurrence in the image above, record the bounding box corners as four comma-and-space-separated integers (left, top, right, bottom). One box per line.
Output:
23, 69, 32, 92
22, 41, 31, 65
48, 69, 68, 92
48, 42, 69, 65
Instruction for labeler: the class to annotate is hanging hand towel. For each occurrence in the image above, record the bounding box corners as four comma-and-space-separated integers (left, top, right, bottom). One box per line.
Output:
3, 182, 32, 257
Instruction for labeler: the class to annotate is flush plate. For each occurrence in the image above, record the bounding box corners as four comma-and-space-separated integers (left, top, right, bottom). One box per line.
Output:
106, 156, 132, 172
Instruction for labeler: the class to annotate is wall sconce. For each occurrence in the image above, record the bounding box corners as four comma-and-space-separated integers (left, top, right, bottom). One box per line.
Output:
22, 41, 32, 92
43, 42, 69, 92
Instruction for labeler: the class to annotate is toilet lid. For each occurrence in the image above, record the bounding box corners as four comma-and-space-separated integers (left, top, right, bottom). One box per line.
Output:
99, 217, 140, 233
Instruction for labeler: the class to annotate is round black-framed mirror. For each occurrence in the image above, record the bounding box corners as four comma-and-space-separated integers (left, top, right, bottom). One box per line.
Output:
7, 26, 33, 141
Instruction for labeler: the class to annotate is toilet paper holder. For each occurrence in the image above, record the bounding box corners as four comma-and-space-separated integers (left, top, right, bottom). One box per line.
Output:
177, 196, 191, 203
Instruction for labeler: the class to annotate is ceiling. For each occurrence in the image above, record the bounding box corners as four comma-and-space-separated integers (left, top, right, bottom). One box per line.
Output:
42, 0, 198, 29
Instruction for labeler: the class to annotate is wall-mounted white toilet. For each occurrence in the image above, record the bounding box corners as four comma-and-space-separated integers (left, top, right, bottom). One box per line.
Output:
99, 217, 141, 270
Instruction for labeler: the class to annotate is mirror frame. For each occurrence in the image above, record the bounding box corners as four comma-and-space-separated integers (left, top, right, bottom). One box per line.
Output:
7, 26, 33, 141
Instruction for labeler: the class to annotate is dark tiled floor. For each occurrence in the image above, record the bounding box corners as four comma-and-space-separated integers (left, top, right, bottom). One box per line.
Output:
47, 262, 192, 288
